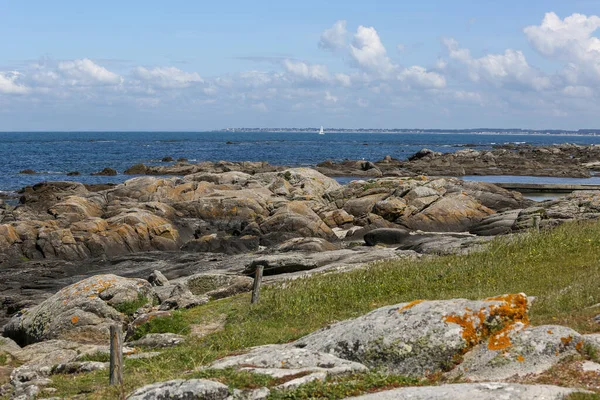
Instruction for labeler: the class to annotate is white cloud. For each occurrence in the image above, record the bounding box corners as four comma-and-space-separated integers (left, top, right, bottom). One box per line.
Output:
525, 12, 600, 83
252, 102, 268, 112
443, 37, 550, 90
398, 66, 446, 89
335, 73, 351, 87
133, 66, 203, 88
562, 85, 594, 97
58, 59, 122, 86
283, 59, 330, 82
324, 91, 338, 103
319, 20, 348, 51
350, 26, 396, 76
0, 72, 29, 94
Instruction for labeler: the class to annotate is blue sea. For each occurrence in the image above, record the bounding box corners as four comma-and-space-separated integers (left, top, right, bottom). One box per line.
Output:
2, 131, 600, 194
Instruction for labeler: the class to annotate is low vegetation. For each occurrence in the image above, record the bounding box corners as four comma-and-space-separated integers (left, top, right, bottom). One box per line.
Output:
49, 219, 600, 398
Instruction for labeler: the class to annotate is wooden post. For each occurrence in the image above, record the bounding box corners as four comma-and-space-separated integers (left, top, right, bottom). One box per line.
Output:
109, 324, 123, 386
533, 215, 541, 231
251, 265, 264, 304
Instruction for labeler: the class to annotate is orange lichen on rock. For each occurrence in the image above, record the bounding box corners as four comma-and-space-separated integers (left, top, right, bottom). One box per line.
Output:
443, 313, 481, 348
548, 329, 553, 334
71, 316, 79, 324
576, 341, 584, 351
488, 324, 515, 351
561, 336, 573, 345
444, 293, 530, 352
399, 300, 424, 312
517, 355, 525, 362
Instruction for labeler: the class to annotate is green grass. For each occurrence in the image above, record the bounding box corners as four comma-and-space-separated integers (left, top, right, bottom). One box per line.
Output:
48, 220, 600, 398
567, 394, 600, 400
130, 310, 190, 340
113, 294, 153, 316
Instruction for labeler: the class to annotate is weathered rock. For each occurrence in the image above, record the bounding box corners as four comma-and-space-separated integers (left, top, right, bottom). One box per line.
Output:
294, 294, 530, 377
128, 333, 185, 349
260, 201, 335, 240
364, 228, 411, 246
447, 325, 582, 381
274, 237, 338, 252
148, 270, 169, 287
348, 382, 582, 399
182, 274, 254, 299
19, 169, 36, 175
206, 344, 368, 378
0, 337, 21, 359
158, 283, 207, 311
244, 254, 319, 276
182, 234, 259, 255
91, 168, 117, 176
3, 274, 155, 345
124, 164, 149, 175
11, 339, 106, 368
403, 193, 494, 232
127, 379, 230, 400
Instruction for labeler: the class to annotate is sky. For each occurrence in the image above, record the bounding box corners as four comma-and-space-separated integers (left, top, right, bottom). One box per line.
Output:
2, 1, 600, 131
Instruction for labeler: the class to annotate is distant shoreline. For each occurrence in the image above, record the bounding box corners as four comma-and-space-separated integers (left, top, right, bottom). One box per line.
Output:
0, 130, 599, 137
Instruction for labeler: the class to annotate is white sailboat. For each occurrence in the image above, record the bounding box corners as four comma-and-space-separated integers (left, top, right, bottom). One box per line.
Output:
318, 125, 324, 135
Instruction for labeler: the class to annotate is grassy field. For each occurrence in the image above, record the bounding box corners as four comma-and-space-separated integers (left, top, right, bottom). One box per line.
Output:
38, 220, 600, 398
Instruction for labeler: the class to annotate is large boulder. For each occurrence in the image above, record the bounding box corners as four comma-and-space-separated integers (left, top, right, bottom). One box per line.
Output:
403, 193, 495, 232
260, 201, 335, 240
294, 294, 530, 377
3, 274, 155, 345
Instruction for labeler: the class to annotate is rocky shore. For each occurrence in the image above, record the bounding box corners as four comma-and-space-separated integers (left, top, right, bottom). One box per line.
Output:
107, 143, 600, 179
3, 145, 600, 398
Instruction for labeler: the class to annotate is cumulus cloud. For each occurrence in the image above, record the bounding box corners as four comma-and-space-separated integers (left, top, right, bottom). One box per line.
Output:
133, 66, 203, 88
319, 20, 348, 51
443, 37, 550, 91
350, 26, 396, 76
525, 12, 600, 83
398, 66, 446, 89
283, 59, 330, 82
0, 72, 29, 94
58, 59, 122, 86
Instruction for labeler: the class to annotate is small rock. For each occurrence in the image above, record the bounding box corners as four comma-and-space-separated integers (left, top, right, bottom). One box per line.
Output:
231, 387, 270, 400
148, 270, 169, 287
19, 169, 36, 174
161, 157, 174, 162
91, 167, 117, 176
581, 360, 600, 372
364, 228, 411, 246
66, 171, 80, 176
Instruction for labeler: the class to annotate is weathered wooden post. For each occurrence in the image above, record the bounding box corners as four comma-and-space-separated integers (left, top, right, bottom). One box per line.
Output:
251, 265, 264, 304
109, 324, 123, 386
533, 215, 541, 232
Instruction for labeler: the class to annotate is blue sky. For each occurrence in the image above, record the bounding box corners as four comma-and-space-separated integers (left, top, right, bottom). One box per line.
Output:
2, 0, 600, 130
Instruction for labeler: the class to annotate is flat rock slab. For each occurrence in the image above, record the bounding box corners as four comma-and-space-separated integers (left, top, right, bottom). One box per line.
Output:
128, 333, 185, 349
127, 379, 230, 400
293, 294, 531, 377
347, 382, 583, 399
206, 344, 368, 378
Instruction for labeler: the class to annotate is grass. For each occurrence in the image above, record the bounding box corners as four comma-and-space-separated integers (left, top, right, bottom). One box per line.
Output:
46, 220, 600, 398
129, 310, 190, 341
112, 294, 153, 316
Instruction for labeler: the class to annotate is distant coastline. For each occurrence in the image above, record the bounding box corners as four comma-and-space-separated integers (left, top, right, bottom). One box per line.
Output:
220, 128, 600, 136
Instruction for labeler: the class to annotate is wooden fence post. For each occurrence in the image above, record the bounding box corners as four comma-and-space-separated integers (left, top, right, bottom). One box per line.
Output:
109, 324, 123, 386
533, 215, 541, 231
251, 265, 264, 304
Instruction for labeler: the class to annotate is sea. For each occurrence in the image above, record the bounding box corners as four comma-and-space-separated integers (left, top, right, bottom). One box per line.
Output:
2, 131, 600, 196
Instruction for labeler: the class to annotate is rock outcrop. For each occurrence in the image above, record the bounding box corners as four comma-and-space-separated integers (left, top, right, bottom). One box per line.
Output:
3, 274, 155, 345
